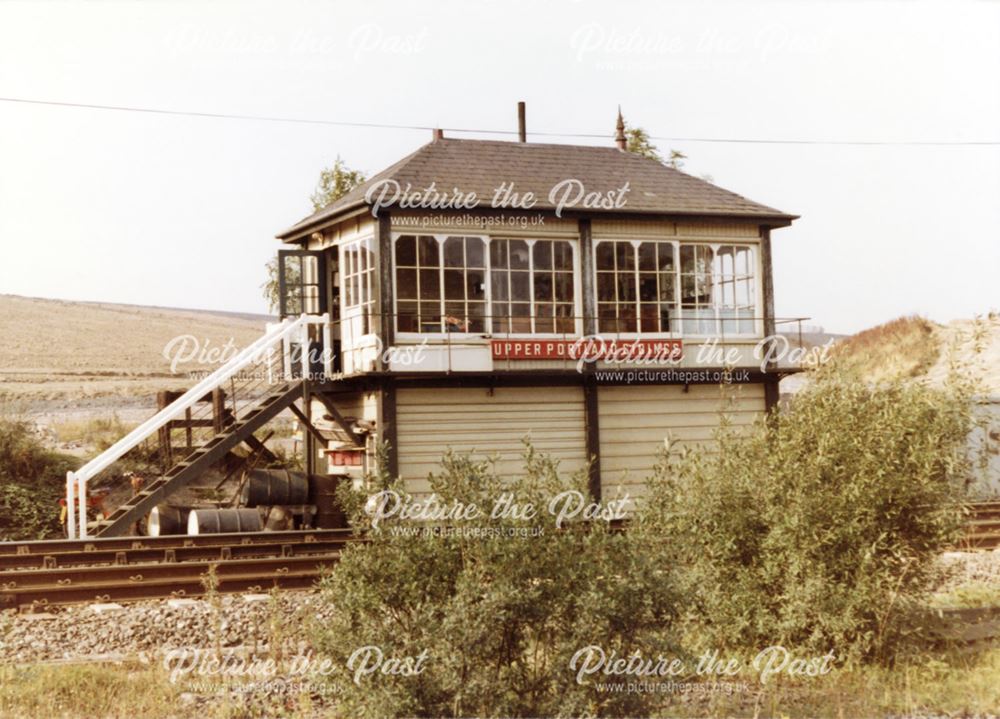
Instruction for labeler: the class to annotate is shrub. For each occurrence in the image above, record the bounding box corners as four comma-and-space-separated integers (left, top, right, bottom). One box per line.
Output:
644, 370, 974, 663
315, 447, 682, 718
0, 417, 77, 540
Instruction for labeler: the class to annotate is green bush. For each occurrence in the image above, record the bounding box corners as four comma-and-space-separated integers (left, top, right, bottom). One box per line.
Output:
316, 447, 682, 718
0, 417, 77, 540
644, 370, 974, 663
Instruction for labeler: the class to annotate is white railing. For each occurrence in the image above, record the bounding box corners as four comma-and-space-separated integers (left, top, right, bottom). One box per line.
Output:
67, 313, 329, 538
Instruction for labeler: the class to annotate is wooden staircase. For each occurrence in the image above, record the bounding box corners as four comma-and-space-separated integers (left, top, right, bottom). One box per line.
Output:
92, 382, 304, 537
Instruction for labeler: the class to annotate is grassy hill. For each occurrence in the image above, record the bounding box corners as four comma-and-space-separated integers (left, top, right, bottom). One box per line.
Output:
0, 295, 271, 404
830, 313, 1000, 393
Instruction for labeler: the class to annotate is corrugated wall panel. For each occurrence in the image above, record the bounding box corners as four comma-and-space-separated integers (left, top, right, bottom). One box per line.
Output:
598, 383, 766, 499
397, 386, 588, 494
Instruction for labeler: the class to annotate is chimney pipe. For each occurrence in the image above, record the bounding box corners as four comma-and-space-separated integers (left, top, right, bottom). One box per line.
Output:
615, 107, 626, 151
517, 101, 526, 143
432, 128, 444, 141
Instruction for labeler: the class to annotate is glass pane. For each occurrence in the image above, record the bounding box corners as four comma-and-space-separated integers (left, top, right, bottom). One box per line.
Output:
639, 272, 657, 302
638, 243, 656, 271
285, 286, 302, 315
302, 255, 318, 283
640, 303, 658, 332
554, 272, 574, 303
657, 243, 675, 271
533, 273, 553, 302
444, 302, 466, 331
597, 273, 616, 302
659, 272, 675, 305
681, 274, 697, 306
466, 238, 485, 268
444, 269, 465, 300
467, 270, 485, 300
510, 271, 530, 301
617, 272, 635, 303
736, 247, 752, 276
490, 240, 508, 269
555, 304, 575, 334
615, 242, 634, 271
598, 303, 617, 333
303, 285, 320, 314
533, 241, 552, 270
397, 301, 418, 332
396, 268, 417, 300
491, 270, 509, 301
680, 245, 695, 274
660, 306, 674, 332
467, 303, 485, 333
493, 304, 511, 333
509, 240, 529, 269
444, 237, 465, 268
510, 303, 531, 333
595, 242, 614, 270
418, 236, 439, 266
553, 241, 573, 271
419, 269, 440, 300
419, 301, 441, 331
396, 236, 416, 266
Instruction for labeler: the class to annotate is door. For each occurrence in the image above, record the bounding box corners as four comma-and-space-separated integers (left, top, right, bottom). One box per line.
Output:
277, 250, 327, 318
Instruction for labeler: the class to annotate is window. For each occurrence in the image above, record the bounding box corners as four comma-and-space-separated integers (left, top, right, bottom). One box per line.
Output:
679, 244, 756, 335
396, 235, 487, 332
491, 239, 575, 333
342, 239, 375, 335
596, 240, 756, 336
596, 241, 676, 333
394, 234, 576, 335
713, 246, 755, 335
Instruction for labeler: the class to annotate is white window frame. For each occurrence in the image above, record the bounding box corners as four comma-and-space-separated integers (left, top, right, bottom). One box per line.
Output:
392, 233, 583, 340
340, 237, 376, 338
592, 238, 762, 340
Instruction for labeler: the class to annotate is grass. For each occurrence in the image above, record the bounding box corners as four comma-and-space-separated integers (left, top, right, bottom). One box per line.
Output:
1, 646, 998, 718
931, 582, 1000, 610
52, 415, 135, 451
0, 663, 183, 719
832, 314, 942, 382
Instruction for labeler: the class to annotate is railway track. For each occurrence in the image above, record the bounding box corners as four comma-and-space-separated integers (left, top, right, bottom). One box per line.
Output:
0, 529, 354, 611
958, 500, 1000, 550
0, 501, 996, 611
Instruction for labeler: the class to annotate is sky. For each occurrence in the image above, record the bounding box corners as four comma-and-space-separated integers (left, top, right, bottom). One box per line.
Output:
0, 0, 997, 335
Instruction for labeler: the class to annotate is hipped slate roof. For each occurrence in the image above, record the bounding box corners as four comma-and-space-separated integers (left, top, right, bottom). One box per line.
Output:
277, 138, 796, 240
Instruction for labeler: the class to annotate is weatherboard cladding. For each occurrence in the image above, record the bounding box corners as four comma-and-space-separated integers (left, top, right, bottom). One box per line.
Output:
277, 138, 794, 239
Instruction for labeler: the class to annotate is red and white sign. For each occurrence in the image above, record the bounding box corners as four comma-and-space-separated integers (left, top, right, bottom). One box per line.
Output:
491, 338, 683, 362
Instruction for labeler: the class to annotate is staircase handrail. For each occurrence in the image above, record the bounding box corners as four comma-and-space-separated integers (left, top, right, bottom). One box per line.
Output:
71, 314, 311, 485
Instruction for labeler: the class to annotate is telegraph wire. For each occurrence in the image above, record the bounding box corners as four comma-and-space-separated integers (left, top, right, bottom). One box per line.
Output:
1, 96, 998, 147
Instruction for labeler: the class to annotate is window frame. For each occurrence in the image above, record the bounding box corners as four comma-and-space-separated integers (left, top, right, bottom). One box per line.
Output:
391, 233, 583, 340
340, 237, 376, 338
592, 238, 762, 339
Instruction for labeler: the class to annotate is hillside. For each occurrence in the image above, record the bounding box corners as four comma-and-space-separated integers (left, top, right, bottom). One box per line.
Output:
0, 295, 271, 406
828, 313, 1000, 393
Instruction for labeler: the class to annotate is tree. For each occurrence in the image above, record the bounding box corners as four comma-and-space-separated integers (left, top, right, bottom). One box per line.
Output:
624, 121, 687, 169
625, 126, 663, 163
316, 446, 682, 717
262, 156, 366, 312
310, 155, 367, 212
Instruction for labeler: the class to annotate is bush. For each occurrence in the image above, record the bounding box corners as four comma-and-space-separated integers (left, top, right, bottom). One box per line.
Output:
316, 447, 682, 718
0, 417, 77, 540
644, 370, 974, 663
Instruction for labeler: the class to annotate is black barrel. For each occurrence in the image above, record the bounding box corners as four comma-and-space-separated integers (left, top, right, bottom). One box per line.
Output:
147, 505, 190, 536
241, 469, 310, 508
187, 508, 262, 535
310, 474, 347, 529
